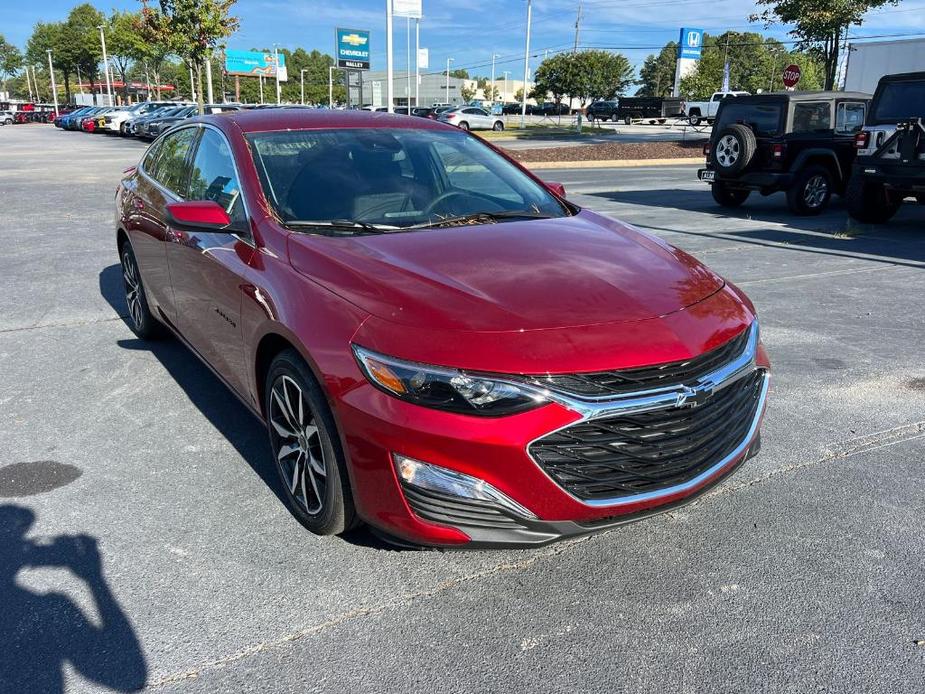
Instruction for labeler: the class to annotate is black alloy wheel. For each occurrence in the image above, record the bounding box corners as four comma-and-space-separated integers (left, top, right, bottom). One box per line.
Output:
787, 165, 833, 216
120, 242, 164, 340
265, 350, 356, 535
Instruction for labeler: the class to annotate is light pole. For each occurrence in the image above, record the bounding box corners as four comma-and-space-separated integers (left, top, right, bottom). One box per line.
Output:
503, 70, 511, 103
405, 16, 412, 109
46, 50, 59, 116
445, 57, 453, 105
97, 25, 113, 106
273, 45, 282, 104
490, 53, 500, 107
386, 0, 394, 113
205, 53, 214, 104
415, 18, 420, 109
258, 75, 263, 104
328, 66, 337, 108
521, 0, 532, 128
300, 68, 307, 105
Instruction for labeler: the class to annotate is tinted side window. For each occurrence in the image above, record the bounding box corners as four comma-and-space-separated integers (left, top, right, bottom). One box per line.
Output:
792, 102, 832, 133
149, 128, 197, 197
188, 129, 245, 224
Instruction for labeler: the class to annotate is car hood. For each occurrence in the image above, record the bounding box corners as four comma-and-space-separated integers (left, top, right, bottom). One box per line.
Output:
287, 210, 725, 332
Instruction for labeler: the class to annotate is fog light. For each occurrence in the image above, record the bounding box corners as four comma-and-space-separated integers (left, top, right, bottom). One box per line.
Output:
392, 454, 536, 519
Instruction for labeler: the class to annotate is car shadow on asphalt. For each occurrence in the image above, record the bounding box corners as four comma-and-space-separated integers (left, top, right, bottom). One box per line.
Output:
0, 504, 148, 693
98, 264, 400, 552
588, 188, 925, 267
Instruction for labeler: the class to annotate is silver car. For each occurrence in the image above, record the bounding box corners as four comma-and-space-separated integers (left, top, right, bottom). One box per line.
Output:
438, 106, 505, 131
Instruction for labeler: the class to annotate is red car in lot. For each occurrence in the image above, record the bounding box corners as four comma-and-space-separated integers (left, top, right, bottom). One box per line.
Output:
115, 110, 769, 548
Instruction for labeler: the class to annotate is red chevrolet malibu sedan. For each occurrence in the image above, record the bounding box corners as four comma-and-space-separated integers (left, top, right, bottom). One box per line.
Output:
115, 110, 769, 548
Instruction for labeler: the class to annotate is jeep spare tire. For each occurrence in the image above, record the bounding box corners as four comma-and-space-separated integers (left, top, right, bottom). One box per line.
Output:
712, 124, 756, 174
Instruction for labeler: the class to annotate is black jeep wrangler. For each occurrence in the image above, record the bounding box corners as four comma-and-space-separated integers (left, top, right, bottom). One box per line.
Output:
846, 72, 925, 223
699, 91, 870, 215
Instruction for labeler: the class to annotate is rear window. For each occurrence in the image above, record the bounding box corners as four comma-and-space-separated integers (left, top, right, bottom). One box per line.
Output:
872, 81, 925, 124
715, 102, 783, 137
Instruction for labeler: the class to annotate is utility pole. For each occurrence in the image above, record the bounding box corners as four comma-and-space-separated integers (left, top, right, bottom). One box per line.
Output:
258, 74, 263, 104
97, 25, 113, 106
574, 0, 583, 52
520, 0, 532, 129
76, 66, 85, 95
386, 0, 394, 112
301, 68, 307, 105
190, 66, 196, 102
446, 57, 453, 104
47, 49, 59, 116
25, 64, 34, 102
328, 66, 336, 108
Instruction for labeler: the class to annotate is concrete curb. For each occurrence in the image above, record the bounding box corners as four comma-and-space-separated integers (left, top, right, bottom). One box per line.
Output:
520, 157, 704, 170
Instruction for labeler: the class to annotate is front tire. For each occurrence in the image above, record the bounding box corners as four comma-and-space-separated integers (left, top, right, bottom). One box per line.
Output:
265, 350, 356, 536
711, 181, 750, 208
787, 165, 833, 216
120, 242, 165, 340
688, 112, 702, 126
493, 120, 504, 131
846, 176, 902, 223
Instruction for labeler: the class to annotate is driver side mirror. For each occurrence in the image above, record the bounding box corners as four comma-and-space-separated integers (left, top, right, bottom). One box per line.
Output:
166, 201, 232, 232
545, 181, 567, 198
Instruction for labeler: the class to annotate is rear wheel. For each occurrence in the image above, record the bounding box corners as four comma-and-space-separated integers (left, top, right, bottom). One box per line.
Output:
120, 242, 165, 340
787, 165, 833, 216
458, 121, 470, 131
624, 117, 632, 126
688, 113, 702, 126
711, 181, 750, 208
265, 350, 357, 536
492, 120, 504, 131
846, 176, 902, 223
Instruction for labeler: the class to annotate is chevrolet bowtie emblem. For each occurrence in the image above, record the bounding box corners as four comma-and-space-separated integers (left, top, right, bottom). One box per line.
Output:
676, 385, 712, 408
342, 34, 368, 47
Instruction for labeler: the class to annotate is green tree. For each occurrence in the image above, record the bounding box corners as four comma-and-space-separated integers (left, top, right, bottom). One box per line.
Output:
0, 35, 24, 97
752, 0, 898, 89
483, 84, 498, 102
637, 42, 677, 97
26, 22, 72, 103
679, 32, 825, 99
65, 4, 106, 101
449, 68, 469, 79
460, 83, 476, 103
105, 11, 144, 102
570, 50, 634, 105
514, 86, 524, 103
140, 0, 240, 112
129, 8, 173, 99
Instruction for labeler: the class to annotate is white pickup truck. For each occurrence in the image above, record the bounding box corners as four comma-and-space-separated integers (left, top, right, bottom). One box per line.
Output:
684, 91, 750, 126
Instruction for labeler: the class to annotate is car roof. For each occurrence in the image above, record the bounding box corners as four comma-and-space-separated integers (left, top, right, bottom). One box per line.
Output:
877, 71, 925, 83
734, 91, 870, 102
207, 108, 452, 133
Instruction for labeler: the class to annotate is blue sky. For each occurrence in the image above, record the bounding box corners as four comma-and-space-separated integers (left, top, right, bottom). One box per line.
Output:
4, 0, 925, 76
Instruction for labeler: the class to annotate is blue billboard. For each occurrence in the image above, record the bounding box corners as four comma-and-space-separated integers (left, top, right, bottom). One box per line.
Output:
225, 50, 287, 80
336, 28, 371, 70
678, 28, 704, 60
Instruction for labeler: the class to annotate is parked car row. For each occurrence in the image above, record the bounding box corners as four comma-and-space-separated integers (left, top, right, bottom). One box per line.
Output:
697, 71, 924, 222
53, 101, 241, 139
0, 109, 59, 125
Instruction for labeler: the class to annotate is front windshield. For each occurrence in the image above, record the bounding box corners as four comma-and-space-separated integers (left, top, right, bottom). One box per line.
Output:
246, 127, 569, 232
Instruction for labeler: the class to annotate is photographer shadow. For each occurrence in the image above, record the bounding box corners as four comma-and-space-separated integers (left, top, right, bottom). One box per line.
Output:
0, 505, 147, 693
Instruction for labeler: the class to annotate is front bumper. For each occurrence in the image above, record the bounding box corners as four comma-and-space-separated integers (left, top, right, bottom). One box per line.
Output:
337, 323, 770, 548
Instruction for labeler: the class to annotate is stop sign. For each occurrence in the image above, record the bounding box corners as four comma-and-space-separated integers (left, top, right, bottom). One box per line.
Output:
782, 64, 802, 89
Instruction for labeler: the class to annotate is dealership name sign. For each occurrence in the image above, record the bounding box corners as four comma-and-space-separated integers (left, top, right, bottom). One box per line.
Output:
337, 28, 371, 70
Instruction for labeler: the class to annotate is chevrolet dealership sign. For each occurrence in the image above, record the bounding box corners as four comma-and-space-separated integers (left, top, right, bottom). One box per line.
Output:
336, 28, 371, 70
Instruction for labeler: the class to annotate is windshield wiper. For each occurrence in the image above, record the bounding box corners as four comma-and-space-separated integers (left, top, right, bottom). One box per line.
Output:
406, 210, 554, 230
282, 219, 396, 234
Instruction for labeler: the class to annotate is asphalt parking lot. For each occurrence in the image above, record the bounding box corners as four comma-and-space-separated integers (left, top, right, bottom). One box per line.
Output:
2, 124, 924, 693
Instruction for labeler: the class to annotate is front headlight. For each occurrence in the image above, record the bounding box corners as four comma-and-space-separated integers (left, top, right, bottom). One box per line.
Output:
352, 345, 547, 416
